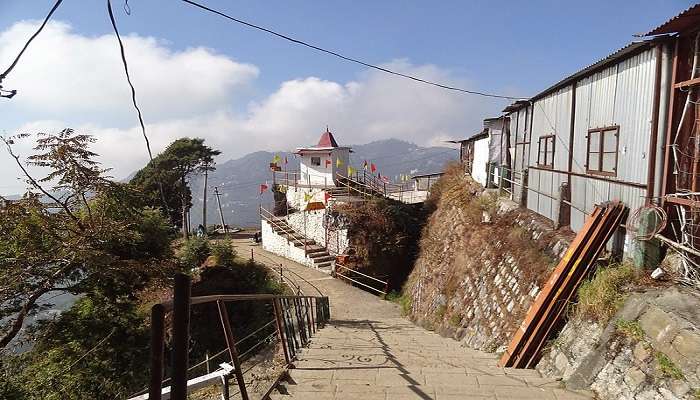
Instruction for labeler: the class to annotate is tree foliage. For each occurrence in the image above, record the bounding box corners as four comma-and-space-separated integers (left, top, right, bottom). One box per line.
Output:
130, 138, 220, 237
0, 129, 177, 349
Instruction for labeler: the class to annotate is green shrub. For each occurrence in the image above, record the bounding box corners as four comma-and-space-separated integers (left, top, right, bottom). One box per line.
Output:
449, 313, 462, 327
576, 262, 636, 323
210, 240, 236, 266
655, 351, 684, 380
385, 291, 412, 316
179, 237, 210, 268
615, 319, 645, 341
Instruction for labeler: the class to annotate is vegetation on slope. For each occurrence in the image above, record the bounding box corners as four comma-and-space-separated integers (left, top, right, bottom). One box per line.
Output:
0, 130, 280, 399
336, 197, 426, 291
401, 163, 561, 349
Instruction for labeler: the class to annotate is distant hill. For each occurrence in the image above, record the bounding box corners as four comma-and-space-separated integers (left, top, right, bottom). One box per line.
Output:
187, 139, 457, 227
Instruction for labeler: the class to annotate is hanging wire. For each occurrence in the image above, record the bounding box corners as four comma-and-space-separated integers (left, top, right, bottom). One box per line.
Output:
106, 0, 169, 213
179, 0, 524, 100
0, 0, 64, 99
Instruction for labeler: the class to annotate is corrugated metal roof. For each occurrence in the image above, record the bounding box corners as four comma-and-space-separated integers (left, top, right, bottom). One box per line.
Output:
445, 128, 488, 143
637, 3, 700, 37
503, 38, 666, 112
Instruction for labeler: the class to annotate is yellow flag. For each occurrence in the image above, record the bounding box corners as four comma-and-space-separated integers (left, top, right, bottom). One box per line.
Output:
272, 154, 281, 164
348, 166, 356, 175
336, 158, 343, 168
303, 192, 312, 202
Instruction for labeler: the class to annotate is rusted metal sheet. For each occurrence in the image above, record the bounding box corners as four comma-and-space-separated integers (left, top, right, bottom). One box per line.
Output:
499, 201, 627, 368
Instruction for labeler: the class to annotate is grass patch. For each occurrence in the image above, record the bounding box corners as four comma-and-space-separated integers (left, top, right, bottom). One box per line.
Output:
576, 262, 636, 323
449, 313, 462, 327
435, 305, 447, 320
655, 351, 684, 380
385, 291, 412, 316
614, 319, 645, 341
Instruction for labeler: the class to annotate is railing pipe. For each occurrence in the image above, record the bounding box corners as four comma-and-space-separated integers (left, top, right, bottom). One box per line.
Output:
148, 304, 165, 400
272, 298, 291, 364
170, 274, 191, 400
216, 300, 249, 400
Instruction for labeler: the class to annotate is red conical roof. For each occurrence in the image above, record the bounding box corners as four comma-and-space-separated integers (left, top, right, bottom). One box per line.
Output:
316, 128, 339, 148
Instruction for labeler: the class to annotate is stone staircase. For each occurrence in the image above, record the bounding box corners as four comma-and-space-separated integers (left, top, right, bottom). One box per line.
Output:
270, 318, 593, 400
267, 216, 335, 271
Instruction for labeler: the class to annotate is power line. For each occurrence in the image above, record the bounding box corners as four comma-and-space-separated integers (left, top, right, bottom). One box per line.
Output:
180, 0, 524, 101
107, 0, 169, 212
0, 0, 63, 99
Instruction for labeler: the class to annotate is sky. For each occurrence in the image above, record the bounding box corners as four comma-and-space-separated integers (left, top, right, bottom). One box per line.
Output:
0, 0, 694, 194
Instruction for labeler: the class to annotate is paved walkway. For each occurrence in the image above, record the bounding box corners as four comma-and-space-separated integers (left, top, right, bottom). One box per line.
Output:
234, 239, 593, 400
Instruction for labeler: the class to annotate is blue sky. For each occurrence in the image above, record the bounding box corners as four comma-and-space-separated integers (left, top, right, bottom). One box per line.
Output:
2, 1, 690, 95
0, 0, 694, 193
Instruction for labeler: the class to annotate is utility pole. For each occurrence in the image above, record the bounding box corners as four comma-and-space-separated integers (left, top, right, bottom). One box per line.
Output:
214, 186, 228, 234
202, 164, 208, 230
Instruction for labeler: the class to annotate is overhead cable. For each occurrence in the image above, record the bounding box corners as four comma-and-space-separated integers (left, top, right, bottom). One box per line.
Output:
0, 0, 64, 99
180, 0, 524, 101
107, 0, 169, 211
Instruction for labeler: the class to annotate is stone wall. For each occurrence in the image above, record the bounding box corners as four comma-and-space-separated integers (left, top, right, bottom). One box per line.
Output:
537, 287, 700, 400
285, 209, 348, 255
404, 170, 575, 352
261, 220, 314, 268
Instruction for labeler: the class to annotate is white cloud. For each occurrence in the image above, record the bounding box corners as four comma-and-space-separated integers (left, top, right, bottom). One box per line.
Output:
0, 21, 258, 123
1, 20, 510, 193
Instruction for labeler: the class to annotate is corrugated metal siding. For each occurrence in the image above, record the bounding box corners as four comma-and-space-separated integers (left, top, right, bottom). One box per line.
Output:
529, 86, 573, 171
572, 48, 655, 181
569, 47, 656, 232
524, 87, 572, 221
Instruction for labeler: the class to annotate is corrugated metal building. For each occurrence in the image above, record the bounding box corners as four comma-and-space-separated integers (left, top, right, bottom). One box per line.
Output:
502, 37, 673, 248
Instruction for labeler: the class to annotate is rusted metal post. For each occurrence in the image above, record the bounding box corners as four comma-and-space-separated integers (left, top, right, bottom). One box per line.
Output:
216, 300, 249, 400
148, 303, 165, 400
250, 248, 254, 261
170, 274, 191, 400
304, 298, 313, 336
273, 298, 291, 364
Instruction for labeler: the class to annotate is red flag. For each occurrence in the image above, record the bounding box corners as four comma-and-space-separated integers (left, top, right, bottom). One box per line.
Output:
259, 184, 268, 195
324, 191, 331, 202
370, 163, 377, 173
325, 159, 332, 167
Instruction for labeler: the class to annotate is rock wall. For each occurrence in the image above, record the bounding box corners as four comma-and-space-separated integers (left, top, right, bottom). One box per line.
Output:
404, 169, 574, 352
537, 287, 700, 400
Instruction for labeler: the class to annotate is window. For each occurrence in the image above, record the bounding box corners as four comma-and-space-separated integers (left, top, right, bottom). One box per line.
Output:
537, 135, 555, 168
586, 127, 618, 176
310, 156, 321, 166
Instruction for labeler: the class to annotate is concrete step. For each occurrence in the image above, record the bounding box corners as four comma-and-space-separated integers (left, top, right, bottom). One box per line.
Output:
315, 261, 333, 269
311, 255, 334, 263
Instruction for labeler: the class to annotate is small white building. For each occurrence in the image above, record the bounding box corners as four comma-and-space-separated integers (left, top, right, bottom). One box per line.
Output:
295, 129, 351, 187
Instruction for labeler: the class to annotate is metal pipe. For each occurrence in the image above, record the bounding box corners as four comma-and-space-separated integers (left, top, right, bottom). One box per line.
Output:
170, 274, 191, 400
654, 42, 673, 202
216, 300, 249, 400
148, 304, 165, 400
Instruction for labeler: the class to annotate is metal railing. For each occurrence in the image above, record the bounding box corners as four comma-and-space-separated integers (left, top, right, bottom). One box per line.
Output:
333, 263, 388, 296
260, 206, 311, 254
252, 251, 325, 297
136, 274, 330, 400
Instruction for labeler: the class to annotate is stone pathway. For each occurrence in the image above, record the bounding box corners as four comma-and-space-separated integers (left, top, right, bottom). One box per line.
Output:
234, 239, 594, 400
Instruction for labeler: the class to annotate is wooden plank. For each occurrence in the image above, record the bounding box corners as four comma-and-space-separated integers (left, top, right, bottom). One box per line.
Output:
519, 202, 626, 368
509, 204, 617, 368
674, 76, 700, 89
498, 206, 603, 367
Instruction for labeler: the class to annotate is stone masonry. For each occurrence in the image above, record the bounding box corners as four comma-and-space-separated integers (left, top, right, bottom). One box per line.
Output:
537, 287, 700, 399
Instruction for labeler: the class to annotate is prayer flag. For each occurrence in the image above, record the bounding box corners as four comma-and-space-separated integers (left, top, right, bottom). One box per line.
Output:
363, 160, 368, 170
325, 159, 332, 167
371, 163, 377, 173
272, 154, 281, 164
259, 184, 268, 195
336, 158, 343, 168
